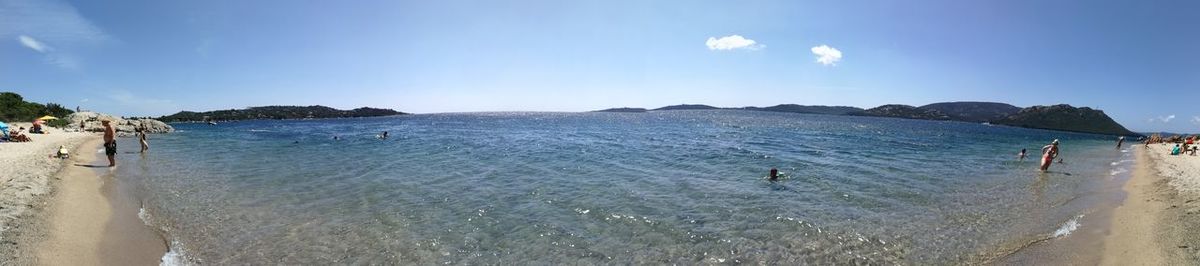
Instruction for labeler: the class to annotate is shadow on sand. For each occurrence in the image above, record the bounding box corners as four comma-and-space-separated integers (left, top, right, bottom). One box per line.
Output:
73, 163, 111, 168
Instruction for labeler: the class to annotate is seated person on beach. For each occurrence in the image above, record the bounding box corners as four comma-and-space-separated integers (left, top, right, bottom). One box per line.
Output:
1171, 144, 1182, 155
54, 145, 69, 159
30, 124, 43, 134
10, 131, 30, 142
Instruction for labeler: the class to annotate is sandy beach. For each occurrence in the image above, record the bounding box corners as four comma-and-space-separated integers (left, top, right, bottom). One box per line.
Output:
1100, 144, 1200, 265
0, 127, 93, 255
0, 126, 165, 265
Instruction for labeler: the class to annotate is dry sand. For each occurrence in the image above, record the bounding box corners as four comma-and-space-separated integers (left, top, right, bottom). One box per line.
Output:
1100, 144, 1200, 265
0, 125, 166, 265
0, 127, 93, 250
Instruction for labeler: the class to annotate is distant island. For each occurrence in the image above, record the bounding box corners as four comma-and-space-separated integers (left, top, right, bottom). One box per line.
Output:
653, 104, 720, 111
596, 101, 1137, 136
158, 105, 405, 122
593, 107, 648, 113
741, 104, 865, 116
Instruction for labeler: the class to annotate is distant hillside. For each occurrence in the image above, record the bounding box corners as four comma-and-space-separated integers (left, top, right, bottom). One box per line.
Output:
159, 105, 404, 122
849, 104, 952, 120
596, 101, 1136, 136
593, 107, 648, 113
993, 104, 1136, 136
744, 104, 864, 115
918, 102, 1020, 122
652, 104, 720, 111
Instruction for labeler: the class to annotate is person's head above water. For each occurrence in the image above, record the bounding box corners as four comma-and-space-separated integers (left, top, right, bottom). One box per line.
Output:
1052, 139, 1060, 146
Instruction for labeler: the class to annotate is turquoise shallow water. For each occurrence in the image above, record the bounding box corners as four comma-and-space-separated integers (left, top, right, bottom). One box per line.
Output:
112, 110, 1131, 264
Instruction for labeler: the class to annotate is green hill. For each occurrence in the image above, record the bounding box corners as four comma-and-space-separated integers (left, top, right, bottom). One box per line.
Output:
159, 105, 404, 122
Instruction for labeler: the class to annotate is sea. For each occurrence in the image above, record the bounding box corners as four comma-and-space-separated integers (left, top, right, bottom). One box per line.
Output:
106, 110, 1134, 265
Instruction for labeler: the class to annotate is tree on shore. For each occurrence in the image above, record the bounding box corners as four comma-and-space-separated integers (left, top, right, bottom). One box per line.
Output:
0, 92, 74, 125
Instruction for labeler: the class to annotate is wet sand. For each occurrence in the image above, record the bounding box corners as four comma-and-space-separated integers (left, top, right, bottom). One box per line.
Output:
2, 137, 166, 265
1100, 144, 1200, 265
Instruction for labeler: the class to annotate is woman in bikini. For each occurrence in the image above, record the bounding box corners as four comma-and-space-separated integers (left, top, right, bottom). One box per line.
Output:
1040, 139, 1059, 172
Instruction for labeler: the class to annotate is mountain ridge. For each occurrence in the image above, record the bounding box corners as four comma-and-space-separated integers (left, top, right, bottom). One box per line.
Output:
602, 102, 1138, 136
158, 105, 405, 122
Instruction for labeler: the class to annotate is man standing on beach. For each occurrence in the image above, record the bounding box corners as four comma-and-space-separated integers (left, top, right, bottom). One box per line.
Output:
102, 120, 117, 167
1040, 139, 1060, 172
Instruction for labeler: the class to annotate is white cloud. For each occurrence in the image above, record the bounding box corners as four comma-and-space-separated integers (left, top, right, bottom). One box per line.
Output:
2, 0, 112, 69
1191, 116, 1200, 124
706, 35, 762, 51
17, 35, 50, 52
0, 0, 112, 44
811, 45, 843, 66
1149, 115, 1176, 123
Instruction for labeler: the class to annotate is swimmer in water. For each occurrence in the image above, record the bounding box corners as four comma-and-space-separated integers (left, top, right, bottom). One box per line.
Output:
1018, 148, 1027, 161
769, 168, 779, 181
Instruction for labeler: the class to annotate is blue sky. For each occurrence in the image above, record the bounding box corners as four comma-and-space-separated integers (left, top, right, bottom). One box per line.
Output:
1, 0, 1198, 132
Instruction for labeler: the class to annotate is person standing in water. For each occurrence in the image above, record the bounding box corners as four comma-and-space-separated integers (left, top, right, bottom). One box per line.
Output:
138, 127, 150, 152
1018, 148, 1027, 161
1116, 136, 1125, 149
102, 120, 117, 167
1040, 139, 1060, 171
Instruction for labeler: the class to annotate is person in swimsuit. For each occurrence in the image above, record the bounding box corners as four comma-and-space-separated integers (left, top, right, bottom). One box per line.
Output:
138, 127, 149, 152
1116, 136, 1125, 149
1018, 148, 1027, 161
102, 120, 116, 167
1040, 139, 1060, 171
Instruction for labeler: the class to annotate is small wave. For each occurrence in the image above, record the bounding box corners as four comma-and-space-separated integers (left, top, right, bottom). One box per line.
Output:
248, 129, 270, 132
138, 207, 152, 226
1053, 215, 1082, 238
1110, 159, 1135, 166
139, 207, 193, 266
1110, 168, 1128, 176
160, 240, 190, 266
974, 214, 1086, 263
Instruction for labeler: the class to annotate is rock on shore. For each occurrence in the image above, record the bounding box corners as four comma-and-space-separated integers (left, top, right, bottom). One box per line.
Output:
65, 112, 174, 136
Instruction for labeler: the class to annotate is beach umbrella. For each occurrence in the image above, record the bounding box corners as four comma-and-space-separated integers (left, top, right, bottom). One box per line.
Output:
37, 115, 59, 120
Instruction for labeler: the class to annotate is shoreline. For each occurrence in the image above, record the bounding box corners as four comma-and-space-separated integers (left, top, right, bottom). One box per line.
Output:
0, 132, 166, 265
1100, 144, 1200, 264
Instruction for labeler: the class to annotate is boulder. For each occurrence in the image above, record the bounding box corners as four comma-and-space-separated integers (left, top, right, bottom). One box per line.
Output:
66, 112, 174, 136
